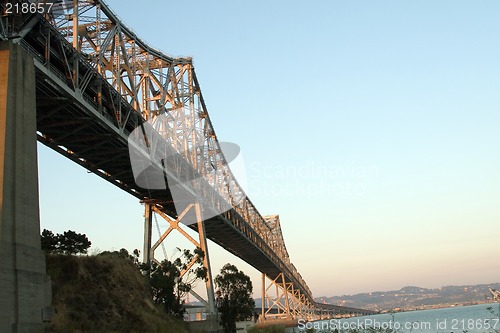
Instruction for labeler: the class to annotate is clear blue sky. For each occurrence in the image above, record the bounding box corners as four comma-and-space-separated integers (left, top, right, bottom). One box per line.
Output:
38, 0, 500, 297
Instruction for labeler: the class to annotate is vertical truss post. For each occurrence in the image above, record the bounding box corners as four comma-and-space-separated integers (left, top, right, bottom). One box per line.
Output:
143, 203, 153, 266
261, 273, 265, 320
72, 0, 79, 89
262, 273, 292, 321
281, 274, 291, 320
142, 203, 219, 331
194, 203, 216, 315
260, 272, 320, 323
72, 0, 78, 49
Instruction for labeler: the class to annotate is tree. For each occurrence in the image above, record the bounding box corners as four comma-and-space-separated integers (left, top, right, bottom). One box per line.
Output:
147, 247, 207, 318
40, 229, 91, 255
215, 263, 255, 333
58, 230, 92, 255
41, 229, 58, 253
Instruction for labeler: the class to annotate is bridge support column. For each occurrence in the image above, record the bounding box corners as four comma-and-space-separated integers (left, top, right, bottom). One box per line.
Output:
194, 203, 218, 332
142, 202, 153, 289
142, 203, 152, 267
260, 273, 318, 323
0, 42, 52, 332
143, 203, 219, 331
195, 204, 216, 312
261, 273, 265, 320
261, 273, 293, 321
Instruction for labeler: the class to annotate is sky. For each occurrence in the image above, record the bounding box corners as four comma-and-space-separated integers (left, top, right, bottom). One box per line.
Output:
38, 0, 500, 298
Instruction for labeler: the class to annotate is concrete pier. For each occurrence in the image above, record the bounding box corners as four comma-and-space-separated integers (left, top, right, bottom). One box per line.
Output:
0, 42, 51, 332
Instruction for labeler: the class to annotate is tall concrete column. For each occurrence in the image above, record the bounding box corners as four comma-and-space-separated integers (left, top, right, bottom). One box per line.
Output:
0, 42, 51, 333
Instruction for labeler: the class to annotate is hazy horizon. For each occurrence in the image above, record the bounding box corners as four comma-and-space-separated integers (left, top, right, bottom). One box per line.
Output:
319, 281, 500, 298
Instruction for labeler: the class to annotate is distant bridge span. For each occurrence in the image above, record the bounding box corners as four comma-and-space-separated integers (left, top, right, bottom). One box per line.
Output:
0, 1, 375, 330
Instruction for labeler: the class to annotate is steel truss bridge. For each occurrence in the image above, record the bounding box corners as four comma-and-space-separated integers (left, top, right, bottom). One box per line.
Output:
0, 0, 375, 327
490, 288, 500, 302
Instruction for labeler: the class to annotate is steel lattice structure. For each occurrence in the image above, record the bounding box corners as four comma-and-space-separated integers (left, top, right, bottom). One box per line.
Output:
0, 0, 376, 321
491, 288, 500, 302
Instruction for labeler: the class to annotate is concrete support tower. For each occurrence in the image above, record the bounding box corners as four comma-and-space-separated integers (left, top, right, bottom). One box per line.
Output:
0, 42, 51, 332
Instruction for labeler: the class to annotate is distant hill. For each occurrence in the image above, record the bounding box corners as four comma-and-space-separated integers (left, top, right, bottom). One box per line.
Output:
315, 283, 500, 312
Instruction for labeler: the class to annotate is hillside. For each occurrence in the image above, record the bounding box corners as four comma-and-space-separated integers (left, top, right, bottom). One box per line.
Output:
316, 283, 500, 312
45, 252, 189, 333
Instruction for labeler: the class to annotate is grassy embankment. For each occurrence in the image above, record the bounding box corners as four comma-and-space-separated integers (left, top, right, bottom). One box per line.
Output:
45, 252, 189, 333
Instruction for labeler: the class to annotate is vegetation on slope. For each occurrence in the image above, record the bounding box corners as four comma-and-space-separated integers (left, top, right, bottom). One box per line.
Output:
42, 230, 259, 333
45, 252, 189, 333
